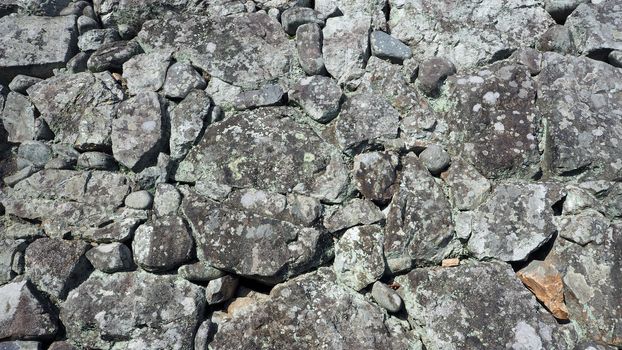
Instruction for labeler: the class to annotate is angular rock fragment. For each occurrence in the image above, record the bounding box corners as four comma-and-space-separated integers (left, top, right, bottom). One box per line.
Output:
153, 183, 181, 217
24, 238, 91, 300
85, 242, 133, 273
517, 260, 569, 320
441, 157, 491, 210
544, 0, 589, 23
61, 270, 204, 349
205, 275, 239, 305
8, 75, 42, 94
556, 210, 609, 246
17, 141, 52, 169
370, 31, 412, 62
178, 261, 225, 283
334, 225, 385, 290
417, 57, 456, 96
296, 23, 326, 76
1, 92, 36, 143
353, 151, 399, 203
162, 62, 206, 99
111, 92, 164, 171
132, 216, 193, 272
396, 261, 575, 350
565, 2, 622, 57
0, 280, 59, 340
169, 89, 211, 162
233, 84, 284, 110
289, 75, 342, 123
322, 16, 371, 82
0, 15, 78, 83
122, 50, 172, 94
77, 15, 99, 35
209, 268, 416, 349
0, 239, 27, 284
281, 7, 325, 35
323, 198, 383, 232
77, 151, 116, 170
77, 28, 120, 52
87, 40, 143, 72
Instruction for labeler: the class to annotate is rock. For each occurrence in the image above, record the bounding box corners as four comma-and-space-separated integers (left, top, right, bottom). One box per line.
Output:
77, 15, 99, 34
442, 62, 540, 179
85, 242, 133, 273
537, 25, 576, 54
385, 153, 454, 264
77, 28, 120, 52
544, 0, 589, 23
417, 57, 456, 96
352, 151, 399, 204
0, 281, 59, 339
0, 341, 42, 350
396, 261, 575, 350
33, 117, 54, 141
441, 157, 491, 210
123, 50, 171, 94
370, 31, 412, 62
193, 320, 212, 350
323, 198, 383, 232
418, 144, 450, 175
389, 0, 554, 69
517, 259, 569, 320
224, 188, 287, 218
562, 186, 600, 215
153, 184, 181, 217
162, 62, 206, 99
465, 181, 562, 262
209, 268, 416, 349
610, 50, 622, 68
538, 53, 622, 180
284, 193, 323, 226
556, 210, 609, 246
175, 107, 348, 201
0, 239, 27, 284
87, 40, 143, 72
8, 75, 42, 94
289, 75, 342, 123
27, 72, 123, 146
281, 7, 324, 35
1, 92, 36, 143
178, 261, 226, 283
25, 238, 91, 300
332, 93, 399, 154
0, 219, 45, 240
334, 225, 385, 290
371, 281, 403, 313
61, 270, 205, 349
111, 92, 164, 171
206, 275, 239, 305
59, 1, 90, 16
441, 258, 460, 267
77, 151, 117, 170
17, 141, 51, 169
181, 189, 328, 284
509, 48, 544, 76
124, 190, 153, 210
296, 23, 326, 76
169, 89, 211, 162
138, 13, 293, 89
132, 215, 193, 272
204, 77, 242, 110
565, 2, 622, 57
47, 341, 77, 350
0, 15, 78, 83
3, 166, 36, 187
233, 84, 284, 110
323, 16, 371, 83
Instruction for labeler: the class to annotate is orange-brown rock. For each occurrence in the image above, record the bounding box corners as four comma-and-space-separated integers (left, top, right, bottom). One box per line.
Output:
441, 258, 460, 267
517, 260, 569, 320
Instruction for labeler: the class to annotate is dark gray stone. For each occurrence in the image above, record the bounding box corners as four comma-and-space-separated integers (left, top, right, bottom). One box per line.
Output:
0, 280, 58, 340
65, 52, 91, 73
323, 198, 383, 232
537, 25, 576, 54
205, 275, 239, 305
289, 75, 342, 123
296, 23, 326, 76
77, 151, 117, 170
77, 28, 120, 52
162, 62, 206, 99
17, 141, 52, 168
8, 75, 42, 94
178, 261, 225, 283
370, 31, 412, 62
353, 151, 399, 204
417, 57, 456, 96
233, 84, 284, 110
87, 40, 144, 72
77, 15, 99, 34
281, 7, 325, 35
565, 2, 622, 57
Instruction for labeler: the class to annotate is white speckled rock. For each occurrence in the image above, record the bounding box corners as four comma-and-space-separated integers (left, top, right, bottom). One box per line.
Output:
162, 62, 206, 99
85, 242, 133, 273
124, 190, 153, 210
334, 225, 385, 291
122, 50, 172, 95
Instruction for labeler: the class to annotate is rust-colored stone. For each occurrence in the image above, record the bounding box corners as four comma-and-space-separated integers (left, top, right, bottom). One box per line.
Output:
441, 258, 460, 267
517, 260, 569, 320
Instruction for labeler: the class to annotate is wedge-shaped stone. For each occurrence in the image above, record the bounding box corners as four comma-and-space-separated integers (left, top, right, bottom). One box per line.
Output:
0, 280, 59, 340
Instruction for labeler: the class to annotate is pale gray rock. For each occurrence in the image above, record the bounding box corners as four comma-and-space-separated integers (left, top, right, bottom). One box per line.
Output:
389, 0, 555, 69
61, 270, 205, 350
124, 190, 153, 210
509, 48, 544, 76
289, 75, 342, 123
371, 281, 403, 313
610, 50, 622, 68
0, 219, 44, 240
418, 144, 450, 175
385, 154, 454, 264
323, 198, 384, 232
281, 7, 325, 35
0, 341, 43, 350
77, 151, 116, 170
323, 16, 371, 83
396, 261, 576, 350
77, 15, 99, 34
77, 28, 120, 52
556, 210, 609, 246
284, 193, 323, 226
334, 225, 385, 291
466, 181, 562, 262
332, 93, 399, 155
17, 141, 52, 168
565, 2, 622, 57
233, 84, 284, 110
111, 92, 164, 171
224, 188, 287, 218
417, 57, 456, 96
1, 92, 36, 143
0, 15, 78, 83
194, 320, 212, 350
353, 151, 399, 203
153, 183, 181, 217
537, 24, 576, 54
442, 157, 491, 210
370, 31, 412, 62
209, 268, 417, 349
8, 75, 42, 94
169, 90, 211, 162
133, 215, 192, 272
162, 62, 206, 99
178, 261, 226, 283
85, 242, 133, 273
296, 23, 326, 76
0, 239, 27, 285
0, 280, 59, 340
24, 238, 91, 301
205, 275, 239, 305
204, 77, 242, 111
87, 40, 143, 72
3, 166, 36, 187
47, 341, 77, 350
123, 50, 172, 95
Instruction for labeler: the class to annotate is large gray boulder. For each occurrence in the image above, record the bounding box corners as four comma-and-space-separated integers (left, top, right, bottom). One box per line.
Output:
137, 13, 293, 89
0, 15, 78, 83
537, 53, 622, 180
396, 261, 576, 350
388, 0, 554, 68
322, 16, 371, 83
565, 2, 622, 57
208, 268, 418, 349
0, 280, 59, 340
61, 270, 205, 349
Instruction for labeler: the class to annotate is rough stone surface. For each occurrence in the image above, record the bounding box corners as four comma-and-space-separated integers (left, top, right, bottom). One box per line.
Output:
169, 89, 211, 162
162, 62, 206, 99
61, 270, 204, 350
0, 280, 59, 340
132, 215, 193, 272
323, 16, 371, 83
371, 281, 403, 313
8, 75, 42, 94
122, 50, 172, 94
441, 157, 491, 210
205, 275, 239, 305
353, 151, 399, 204
323, 198, 383, 232
233, 84, 284, 110
334, 225, 385, 290
77, 151, 116, 170
0, 239, 27, 284
1, 92, 36, 143
565, 2, 622, 57
85, 242, 133, 273
418, 144, 450, 175
296, 23, 326, 76
517, 259, 569, 320
281, 7, 325, 35
77, 28, 120, 52
124, 190, 153, 210
370, 31, 412, 62
289, 75, 342, 123
87, 40, 143, 72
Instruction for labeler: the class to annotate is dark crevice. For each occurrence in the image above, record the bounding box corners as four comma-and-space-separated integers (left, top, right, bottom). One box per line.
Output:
586, 48, 614, 64
551, 195, 566, 216
488, 48, 516, 63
